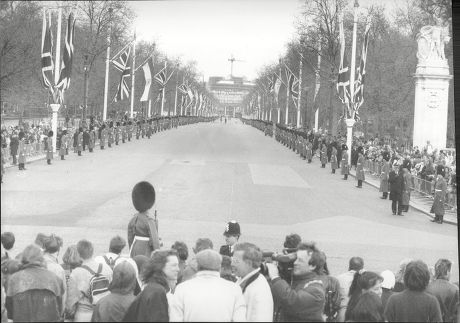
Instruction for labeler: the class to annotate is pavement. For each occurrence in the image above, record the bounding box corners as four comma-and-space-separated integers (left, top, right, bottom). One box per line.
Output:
2, 118, 458, 282
347, 169, 458, 225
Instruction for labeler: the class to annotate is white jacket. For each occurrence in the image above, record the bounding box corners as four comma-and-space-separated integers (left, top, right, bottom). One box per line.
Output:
238, 269, 273, 322
169, 270, 247, 322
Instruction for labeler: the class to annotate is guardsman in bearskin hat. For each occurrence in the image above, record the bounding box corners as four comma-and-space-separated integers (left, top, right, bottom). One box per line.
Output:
379, 151, 390, 199
59, 129, 67, 160
430, 165, 447, 224
115, 121, 120, 145
320, 143, 328, 168
135, 120, 141, 140
341, 144, 349, 180
146, 119, 152, 139
121, 121, 127, 143
127, 181, 160, 257
73, 127, 78, 153
141, 119, 146, 138
356, 146, 365, 188
45, 130, 54, 165
100, 123, 107, 150
306, 140, 313, 163
331, 143, 338, 174
127, 121, 133, 141
108, 121, 114, 148
17, 131, 27, 170
219, 221, 241, 257
77, 127, 84, 156
88, 125, 96, 152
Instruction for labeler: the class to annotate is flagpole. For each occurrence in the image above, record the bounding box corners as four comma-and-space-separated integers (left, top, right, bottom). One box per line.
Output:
314, 37, 322, 132
130, 29, 136, 118
50, 5, 62, 153
148, 99, 151, 117
160, 61, 166, 116
297, 50, 303, 128
346, 0, 359, 166
102, 8, 112, 122
284, 64, 289, 125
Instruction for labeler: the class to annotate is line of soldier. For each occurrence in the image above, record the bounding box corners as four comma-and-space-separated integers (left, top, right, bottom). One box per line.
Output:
11, 116, 216, 170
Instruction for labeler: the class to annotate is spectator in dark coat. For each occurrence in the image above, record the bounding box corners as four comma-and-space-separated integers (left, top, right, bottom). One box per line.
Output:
389, 163, 404, 215
426, 259, 459, 323
91, 261, 137, 322
384, 260, 442, 322
5, 245, 65, 322
123, 250, 179, 322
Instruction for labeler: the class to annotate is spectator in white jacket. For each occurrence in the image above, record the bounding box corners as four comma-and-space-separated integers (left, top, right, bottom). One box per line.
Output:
169, 249, 246, 322
233, 242, 273, 322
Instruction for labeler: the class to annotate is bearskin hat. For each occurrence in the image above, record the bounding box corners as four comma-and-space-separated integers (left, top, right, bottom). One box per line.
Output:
357, 146, 364, 154
342, 144, 348, 150
116, 122, 120, 126
79, 127, 83, 132
18, 131, 25, 140
48, 130, 53, 137
436, 164, 445, 177
109, 121, 114, 128
132, 181, 156, 213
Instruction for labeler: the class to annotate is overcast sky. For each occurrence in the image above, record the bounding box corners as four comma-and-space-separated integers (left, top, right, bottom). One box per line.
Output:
131, 0, 399, 81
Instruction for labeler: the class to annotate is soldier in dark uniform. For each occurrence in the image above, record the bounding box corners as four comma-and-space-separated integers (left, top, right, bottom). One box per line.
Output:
88, 126, 95, 152
341, 144, 349, 180
331, 144, 338, 174
127, 121, 133, 141
127, 181, 160, 257
100, 124, 107, 149
108, 121, 114, 147
219, 221, 241, 258
73, 128, 78, 153
115, 122, 120, 145
59, 129, 67, 160
77, 127, 83, 156
306, 140, 313, 163
136, 121, 141, 139
146, 119, 152, 139
389, 162, 404, 215
121, 122, 127, 143
141, 119, 146, 138
430, 165, 447, 224
356, 146, 365, 188
320, 143, 328, 168
45, 130, 53, 165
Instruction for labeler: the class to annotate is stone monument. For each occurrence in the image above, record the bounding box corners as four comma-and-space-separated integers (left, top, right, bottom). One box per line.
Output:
413, 25, 452, 150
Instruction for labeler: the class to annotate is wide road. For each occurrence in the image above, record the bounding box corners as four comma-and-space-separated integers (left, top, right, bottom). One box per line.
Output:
2, 119, 458, 281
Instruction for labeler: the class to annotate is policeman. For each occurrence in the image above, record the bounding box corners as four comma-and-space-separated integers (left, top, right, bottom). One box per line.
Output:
219, 221, 241, 257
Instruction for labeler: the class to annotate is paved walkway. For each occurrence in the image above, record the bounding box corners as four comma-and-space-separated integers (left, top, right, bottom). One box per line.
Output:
348, 169, 457, 226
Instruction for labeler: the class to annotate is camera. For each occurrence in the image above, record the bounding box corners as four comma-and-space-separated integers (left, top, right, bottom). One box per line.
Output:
260, 248, 298, 281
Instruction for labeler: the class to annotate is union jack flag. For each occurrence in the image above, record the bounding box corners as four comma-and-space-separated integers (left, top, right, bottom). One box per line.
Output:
177, 83, 188, 95
288, 73, 299, 99
112, 46, 131, 102
353, 20, 371, 119
154, 65, 167, 87
41, 10, 54, 92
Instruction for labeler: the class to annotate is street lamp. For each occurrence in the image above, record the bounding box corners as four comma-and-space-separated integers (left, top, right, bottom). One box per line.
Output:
83, 54, 89, 126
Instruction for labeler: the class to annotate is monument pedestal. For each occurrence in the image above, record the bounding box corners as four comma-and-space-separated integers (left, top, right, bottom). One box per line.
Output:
50, 104, 60, 153
413, 62, 452, 150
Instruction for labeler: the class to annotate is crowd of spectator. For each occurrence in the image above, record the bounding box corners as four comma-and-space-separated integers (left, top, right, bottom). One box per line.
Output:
1, 180, 459, 322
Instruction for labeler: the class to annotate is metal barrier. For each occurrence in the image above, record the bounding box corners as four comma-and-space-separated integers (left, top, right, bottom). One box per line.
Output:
363, 159, 456, 212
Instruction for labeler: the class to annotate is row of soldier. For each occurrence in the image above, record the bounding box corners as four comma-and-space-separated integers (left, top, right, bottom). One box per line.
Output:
9, 116, 216, 170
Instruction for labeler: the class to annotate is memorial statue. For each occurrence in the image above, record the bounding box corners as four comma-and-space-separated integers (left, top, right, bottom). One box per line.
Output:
416, 25, 450, 62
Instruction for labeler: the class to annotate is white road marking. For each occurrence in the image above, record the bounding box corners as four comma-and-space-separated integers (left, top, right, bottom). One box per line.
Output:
249, 163, 311, 188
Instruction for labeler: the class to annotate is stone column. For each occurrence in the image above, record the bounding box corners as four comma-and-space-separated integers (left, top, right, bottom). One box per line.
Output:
412, 25, 452, 150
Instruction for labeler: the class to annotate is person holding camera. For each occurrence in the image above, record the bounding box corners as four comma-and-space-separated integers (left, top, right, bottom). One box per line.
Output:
232, 242, 273, 322
265, 243, 325, 322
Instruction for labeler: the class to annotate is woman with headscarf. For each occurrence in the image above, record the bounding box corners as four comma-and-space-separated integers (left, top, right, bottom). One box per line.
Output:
380, 270, 396, 310
5, 245, 65, 322
123, 250, 179, 322
91, 261, 137, 322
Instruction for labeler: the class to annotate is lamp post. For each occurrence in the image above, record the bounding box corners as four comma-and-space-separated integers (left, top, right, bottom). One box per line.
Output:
83, 54, 89, 126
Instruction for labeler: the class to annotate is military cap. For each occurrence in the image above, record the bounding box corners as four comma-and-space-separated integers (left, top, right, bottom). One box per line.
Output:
48, 130, 53, 137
